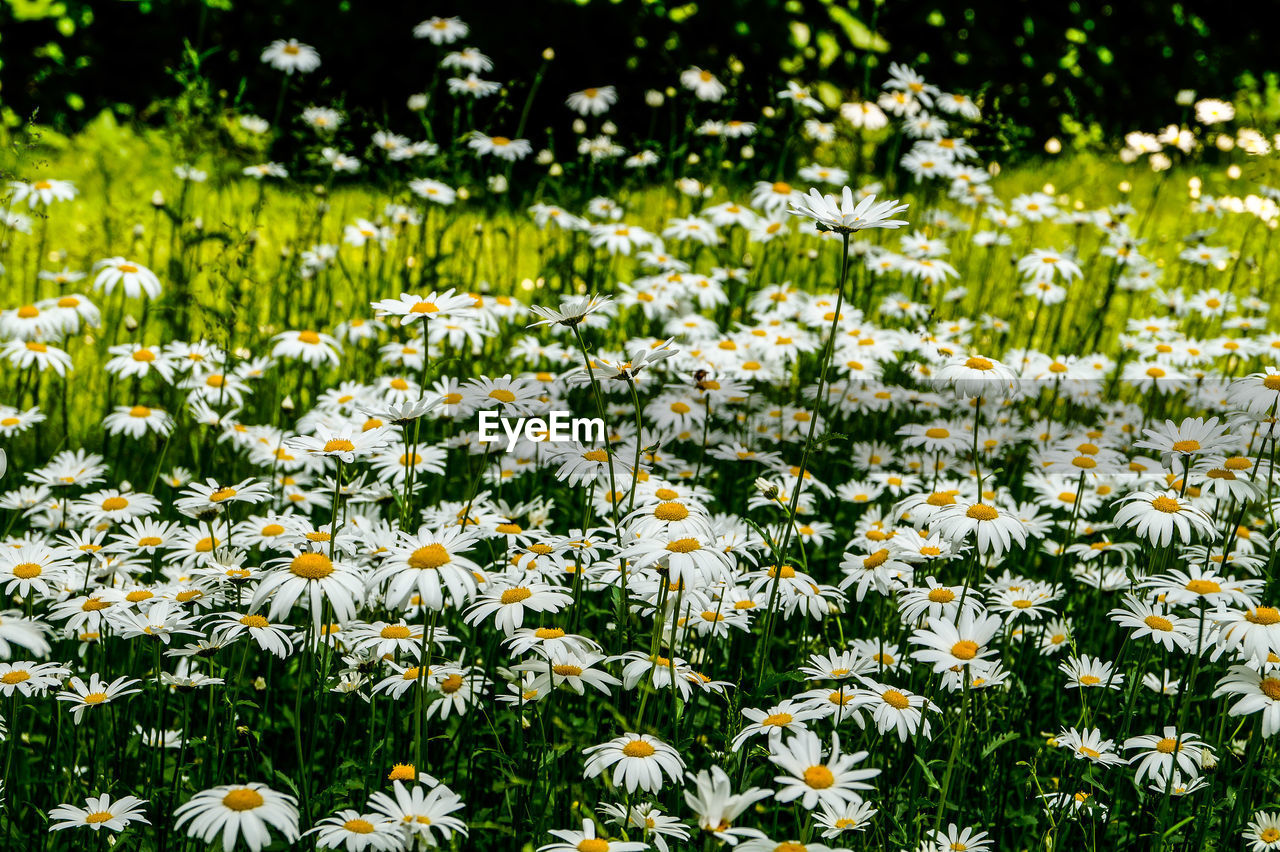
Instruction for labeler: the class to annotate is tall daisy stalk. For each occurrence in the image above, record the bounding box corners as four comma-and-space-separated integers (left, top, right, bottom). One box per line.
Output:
756, 188, 909, 682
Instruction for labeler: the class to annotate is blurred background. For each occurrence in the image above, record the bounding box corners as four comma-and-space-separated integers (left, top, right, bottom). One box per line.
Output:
1, 0, 1274, 152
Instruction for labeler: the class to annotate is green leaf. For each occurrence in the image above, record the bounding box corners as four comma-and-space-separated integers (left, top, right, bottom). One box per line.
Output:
827, 6, 889, 52
913, 753, 941, 790
271, 769, 301, 798
981, 731, 1019, 757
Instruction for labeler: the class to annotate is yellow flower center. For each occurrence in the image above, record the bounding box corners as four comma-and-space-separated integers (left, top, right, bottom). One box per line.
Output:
966, 504, 998, 521
622, 740, 656, 758
1247, 607, 1280, 625
323, 439, 355, 453
654, 502, 690, 522
951, 640, 979, 660
882, 689, 910, 709
12, 563, 42, 579
1151, 496, 1180, 513
409, 544, 450, 569
803, 765, 835, 789
222, 788, 265, 811
501, 587, 533, 605
666, 538, 701, 553
290, 553, 334, 579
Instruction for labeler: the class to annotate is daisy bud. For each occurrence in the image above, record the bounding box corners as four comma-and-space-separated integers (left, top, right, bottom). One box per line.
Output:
687, 153, 700, 165
281, 395, 295, 413
572, 119, 586, 135
253, 677, 266, 690
124, 315, 138, 332
645, 89, 664, 107
536, 149, 554, 165
754, 477, 779, 500
151, 190, 165, 207
407, 93, 428, 111
741, 145, 755, 159
542, 47, 555, 60
1044, 137, 1062, 154
1228, 164, 1242, 179
762, 106, 776, 118
457, 187, 470, 201
132, 224, 145, 238
602, 121, 617, 136
549, 164, 563, 177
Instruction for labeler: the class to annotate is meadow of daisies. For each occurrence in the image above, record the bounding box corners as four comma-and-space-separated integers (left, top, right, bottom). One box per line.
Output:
3, 13, 1280, 852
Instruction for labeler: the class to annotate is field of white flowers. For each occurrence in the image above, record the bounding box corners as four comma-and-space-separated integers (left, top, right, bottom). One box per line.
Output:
2, 12, 1280, 852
